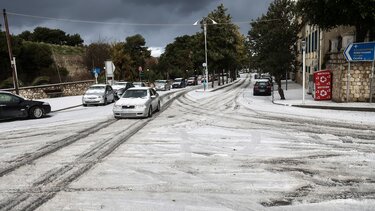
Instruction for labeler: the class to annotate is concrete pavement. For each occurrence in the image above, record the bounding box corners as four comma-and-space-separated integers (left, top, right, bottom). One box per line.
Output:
273, 80, 375, 112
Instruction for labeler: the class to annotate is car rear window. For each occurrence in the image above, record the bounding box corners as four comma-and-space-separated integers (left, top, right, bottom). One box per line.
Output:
256, 82, 268, 86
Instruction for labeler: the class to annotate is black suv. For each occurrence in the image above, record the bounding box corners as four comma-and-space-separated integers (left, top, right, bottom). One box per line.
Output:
253, 80, 272, 96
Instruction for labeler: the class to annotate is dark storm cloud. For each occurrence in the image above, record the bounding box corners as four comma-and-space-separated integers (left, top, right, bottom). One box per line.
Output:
2, 0, 273, 56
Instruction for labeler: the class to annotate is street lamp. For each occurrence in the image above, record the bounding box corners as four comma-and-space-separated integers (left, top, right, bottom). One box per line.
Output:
194, 17, 217, 89
301, 40, 306, 104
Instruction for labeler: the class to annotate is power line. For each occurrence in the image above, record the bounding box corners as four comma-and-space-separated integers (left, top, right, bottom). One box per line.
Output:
7, 11, 282, 27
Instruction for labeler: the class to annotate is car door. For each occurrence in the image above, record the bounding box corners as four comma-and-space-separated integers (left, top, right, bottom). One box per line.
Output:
150, 89, 159, 110
0, 93, 26, 119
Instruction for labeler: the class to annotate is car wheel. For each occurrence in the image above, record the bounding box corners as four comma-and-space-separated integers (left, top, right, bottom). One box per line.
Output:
148, 106, 153, 118
83, 104, 87, 107
29, 106, 44, 119
156, 101, 161, 112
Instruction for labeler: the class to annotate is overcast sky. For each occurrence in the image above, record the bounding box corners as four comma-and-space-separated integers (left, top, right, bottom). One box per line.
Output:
2, 0, 273, 56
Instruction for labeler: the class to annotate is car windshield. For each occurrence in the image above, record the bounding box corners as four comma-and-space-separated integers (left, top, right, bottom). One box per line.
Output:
86, 86, 105, 93
155, 80, 166, 84
122, 90, 147, 98
174, 79, 182, 82
188, 77, 195, 80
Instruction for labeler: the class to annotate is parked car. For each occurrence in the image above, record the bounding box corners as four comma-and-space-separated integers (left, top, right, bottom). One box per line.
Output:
82, 84, 115, 106
260, 74, 274, 86
0, 91, 51, 120
112, 81, 133, 91
154, 80, 171, 91
187, 77, 197, 86
113, 87, 160, 118
172, 78, 186, 88
112, 82, 134, 100
253, 79, 272, 96
133, 82, 147, 88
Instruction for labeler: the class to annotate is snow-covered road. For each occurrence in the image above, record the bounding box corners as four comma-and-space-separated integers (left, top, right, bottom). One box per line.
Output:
0, 77, 374, 210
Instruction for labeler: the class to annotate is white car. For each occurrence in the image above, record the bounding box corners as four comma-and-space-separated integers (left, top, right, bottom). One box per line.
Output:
82, 84, 115, 106
113, 87, 160, 118
154, 80, 170, 91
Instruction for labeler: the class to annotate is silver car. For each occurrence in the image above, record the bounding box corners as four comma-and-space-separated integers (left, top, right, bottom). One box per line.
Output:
82, 84, 115, 106
113, 87, 160, 118
154, 80, 170, 91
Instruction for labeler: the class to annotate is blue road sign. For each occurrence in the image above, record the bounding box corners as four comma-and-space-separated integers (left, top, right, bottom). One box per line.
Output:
92, 67, 101, 75
344, 42, 375, 62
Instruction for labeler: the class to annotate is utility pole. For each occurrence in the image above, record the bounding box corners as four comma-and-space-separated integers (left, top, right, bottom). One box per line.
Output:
3, 9, 19, 94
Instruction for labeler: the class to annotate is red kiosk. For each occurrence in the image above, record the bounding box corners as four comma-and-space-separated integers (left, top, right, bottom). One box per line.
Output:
314, 70, 332, 101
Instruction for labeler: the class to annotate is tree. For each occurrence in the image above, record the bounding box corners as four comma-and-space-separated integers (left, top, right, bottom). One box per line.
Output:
0, 32, 23, 88
297, 0, 375, 42
248, 0, 299, 100
158, 35, 196, 79
83, 42, 111, 77
66, 34, 84, 46
18, 27, 84, 46
17, 42, 55, 84
111, 42, 132, 81
205, 4, 247, 83
123, 34, 151, 81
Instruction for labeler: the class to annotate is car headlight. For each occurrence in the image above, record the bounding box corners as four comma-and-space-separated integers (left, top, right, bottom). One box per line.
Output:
135, 105, 146, 109
113, 104, 122, 109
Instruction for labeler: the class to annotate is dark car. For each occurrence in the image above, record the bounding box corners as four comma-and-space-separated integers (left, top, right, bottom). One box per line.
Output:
133, 82, 147, 88
172, 78, 186, 88
0, 91, 51, 120
112, 82, 134, 100
253, 80, 272, 96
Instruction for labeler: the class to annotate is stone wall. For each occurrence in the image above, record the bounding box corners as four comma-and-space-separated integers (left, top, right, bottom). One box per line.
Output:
1, 80, 95, 99
327, 53, 374, 102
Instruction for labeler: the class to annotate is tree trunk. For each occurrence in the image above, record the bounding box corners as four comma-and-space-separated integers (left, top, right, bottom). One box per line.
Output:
222, 69, 225, 85
277, 79, 285, 100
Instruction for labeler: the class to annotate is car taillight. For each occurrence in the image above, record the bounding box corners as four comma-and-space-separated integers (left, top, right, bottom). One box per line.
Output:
254, 86, 258, 89
267, 86, 271, 89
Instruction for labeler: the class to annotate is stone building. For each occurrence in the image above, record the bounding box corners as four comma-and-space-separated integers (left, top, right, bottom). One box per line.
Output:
296, 24, 374, 102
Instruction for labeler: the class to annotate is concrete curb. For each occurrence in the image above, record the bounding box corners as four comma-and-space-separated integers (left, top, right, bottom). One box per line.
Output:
51, 105, 83, 113
273, 101, 375, 112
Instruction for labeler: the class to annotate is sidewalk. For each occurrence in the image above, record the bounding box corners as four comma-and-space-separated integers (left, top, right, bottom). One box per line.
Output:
273, 80, 375, 112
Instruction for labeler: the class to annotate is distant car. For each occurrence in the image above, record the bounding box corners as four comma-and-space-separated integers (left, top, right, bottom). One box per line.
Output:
172, 78, 186, 88
253, 79, 272, 96
82, 84, 115, 106
113, 87, 160, 118
112, 81, 133, 91
0, 91, 51, 120
133, 82, 147, 88
187, 77, 197, 86
112, 82, 134, 100
154, 80, 171, 91
260, 76, 274, 86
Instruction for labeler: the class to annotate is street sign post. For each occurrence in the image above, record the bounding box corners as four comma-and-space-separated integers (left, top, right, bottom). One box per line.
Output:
343, 42, 375, 103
